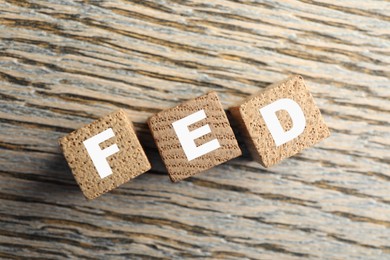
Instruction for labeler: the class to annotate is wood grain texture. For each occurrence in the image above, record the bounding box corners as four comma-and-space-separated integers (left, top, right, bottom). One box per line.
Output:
0, 0, 389, 259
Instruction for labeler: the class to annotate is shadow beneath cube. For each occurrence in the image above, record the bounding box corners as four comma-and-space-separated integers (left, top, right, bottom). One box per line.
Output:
135, 123, 167, 175
34, 123, 167, 201
21, 151, 84, 201
225, 110, 253, 162
135, 111, 255, 172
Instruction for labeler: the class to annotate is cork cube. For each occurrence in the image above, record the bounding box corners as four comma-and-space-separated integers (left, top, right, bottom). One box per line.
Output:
148, 91, 242, 182
59, 110, 151, 199
230, 75, 330, 168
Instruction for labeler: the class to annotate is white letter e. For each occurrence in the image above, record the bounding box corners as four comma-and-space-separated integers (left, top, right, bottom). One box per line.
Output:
172, 110, 220, 161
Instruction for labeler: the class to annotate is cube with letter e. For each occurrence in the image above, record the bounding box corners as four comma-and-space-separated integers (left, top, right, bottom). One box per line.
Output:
230, 75, 330, 167
148, 91, 242, 182
59, 110, 151, 199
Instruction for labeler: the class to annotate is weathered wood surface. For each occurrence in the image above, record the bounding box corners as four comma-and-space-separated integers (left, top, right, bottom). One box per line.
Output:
0, 0, 389, 259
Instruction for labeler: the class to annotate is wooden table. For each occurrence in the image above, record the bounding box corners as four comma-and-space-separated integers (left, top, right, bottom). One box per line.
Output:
1, 0, 389, 259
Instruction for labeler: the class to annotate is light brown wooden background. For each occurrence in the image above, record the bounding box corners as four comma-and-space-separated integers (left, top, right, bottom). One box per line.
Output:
1, 0, 389, 259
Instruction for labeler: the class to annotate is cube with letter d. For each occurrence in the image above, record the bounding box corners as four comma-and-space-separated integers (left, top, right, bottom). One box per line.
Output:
230, 75, 330, 167
148, 92, 242, 182
59, 110, 151, 199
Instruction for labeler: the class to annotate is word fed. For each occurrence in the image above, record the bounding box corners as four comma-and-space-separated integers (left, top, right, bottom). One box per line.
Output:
59, 75, 330, 199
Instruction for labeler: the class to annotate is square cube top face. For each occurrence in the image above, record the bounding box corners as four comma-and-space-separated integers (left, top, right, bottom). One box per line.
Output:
148, 92, 242, 182
59, 110, 151, 200
230, 75, 330, 168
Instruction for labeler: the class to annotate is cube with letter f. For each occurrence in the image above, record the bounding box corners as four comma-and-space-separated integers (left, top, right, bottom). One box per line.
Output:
59, 110, 151, 199
230, 75, 330, 167
148, 92, 242, 182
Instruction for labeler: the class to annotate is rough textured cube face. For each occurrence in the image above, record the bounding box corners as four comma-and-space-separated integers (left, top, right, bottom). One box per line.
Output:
148, 92, 242, 182
59, 110, 151, 199
230, 75, 330, 168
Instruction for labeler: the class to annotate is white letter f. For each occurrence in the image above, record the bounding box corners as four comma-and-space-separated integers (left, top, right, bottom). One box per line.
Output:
83, 128, 119, 178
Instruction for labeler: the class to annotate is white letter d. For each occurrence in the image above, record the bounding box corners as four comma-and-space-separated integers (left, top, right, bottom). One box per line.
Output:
260, 98, 306, 147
